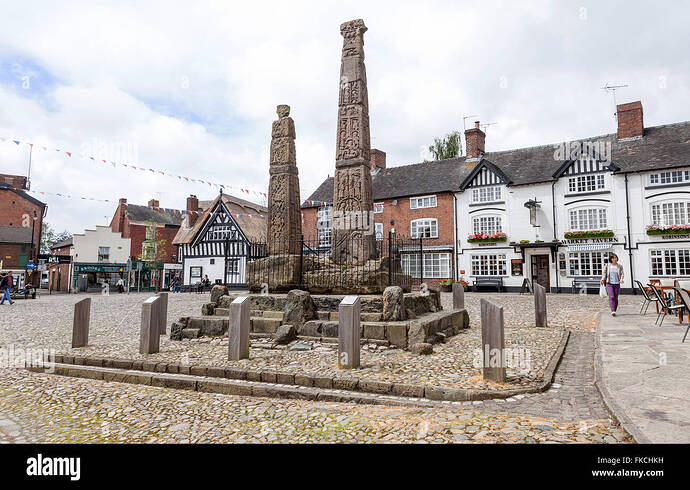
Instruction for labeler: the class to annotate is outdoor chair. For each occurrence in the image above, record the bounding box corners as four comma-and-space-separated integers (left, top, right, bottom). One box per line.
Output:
673, 287, 690, 343
649, 285, 685, 327
635, 280, 658, 315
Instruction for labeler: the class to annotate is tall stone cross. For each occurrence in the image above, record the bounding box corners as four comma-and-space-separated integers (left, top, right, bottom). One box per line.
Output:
332, 19, 375, 265
268, 104, 302, 255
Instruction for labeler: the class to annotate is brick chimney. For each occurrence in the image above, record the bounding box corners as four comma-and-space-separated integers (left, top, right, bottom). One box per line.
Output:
112, 198, 127, 234
617, 101, 644, 139
186, 195, 199, 227
370, 149, 386, 172
148, 198, 160, 208
465, 121, 485, 159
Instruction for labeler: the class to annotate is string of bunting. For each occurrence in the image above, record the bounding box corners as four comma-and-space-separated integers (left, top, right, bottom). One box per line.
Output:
0, 136, 268, 199
4, 186, 266, 219
303, 199, 333, 207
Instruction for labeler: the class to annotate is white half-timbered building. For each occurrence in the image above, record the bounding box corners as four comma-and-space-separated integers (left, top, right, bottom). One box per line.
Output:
455, 100, 690, 293
172, 193, 266, 288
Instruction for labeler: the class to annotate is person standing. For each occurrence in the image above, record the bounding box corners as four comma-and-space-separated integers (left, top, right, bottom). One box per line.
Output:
116, 276, 125, 293
601, 254, 624, 316
0, 271, 14, 305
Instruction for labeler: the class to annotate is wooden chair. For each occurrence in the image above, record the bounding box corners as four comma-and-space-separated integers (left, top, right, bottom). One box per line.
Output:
673, 287, 690, 343
635, 280, 658, 315
649, 285, 684, 327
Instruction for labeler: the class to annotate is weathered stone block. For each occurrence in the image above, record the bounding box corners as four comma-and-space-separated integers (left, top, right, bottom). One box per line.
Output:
382, 286, 405, 321
210, 285, 229, 304
363, 323, 385, 340
386, 323, 407, 349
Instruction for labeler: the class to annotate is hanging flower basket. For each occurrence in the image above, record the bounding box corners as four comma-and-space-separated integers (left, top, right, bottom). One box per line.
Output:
646, 224, 690, 235
467, 232, 507, 243
563, 230, 614, 239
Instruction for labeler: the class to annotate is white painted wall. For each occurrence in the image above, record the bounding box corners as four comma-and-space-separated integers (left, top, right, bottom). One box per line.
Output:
72, 226, 131, 263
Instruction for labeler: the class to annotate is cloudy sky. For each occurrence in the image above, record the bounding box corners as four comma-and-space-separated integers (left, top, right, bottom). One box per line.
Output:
0, 0, 687, 235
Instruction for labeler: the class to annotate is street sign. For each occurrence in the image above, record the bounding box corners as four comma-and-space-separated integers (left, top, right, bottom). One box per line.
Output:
27, 261, 35, 270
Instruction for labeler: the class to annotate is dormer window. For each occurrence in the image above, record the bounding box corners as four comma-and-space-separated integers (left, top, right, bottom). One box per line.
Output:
568, 174, 605, 193
471, 186, 502, 203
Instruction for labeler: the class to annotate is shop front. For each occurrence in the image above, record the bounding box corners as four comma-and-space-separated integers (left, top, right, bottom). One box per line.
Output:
73, 263, 127, 292
129, 260, 163, 292
163, 263, 183, 289
558, 236, 628, 293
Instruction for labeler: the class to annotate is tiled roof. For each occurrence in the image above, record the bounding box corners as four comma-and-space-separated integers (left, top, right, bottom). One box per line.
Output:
302, 120, 690, 206
0, 226, 32, 244
125, 204, 184, 226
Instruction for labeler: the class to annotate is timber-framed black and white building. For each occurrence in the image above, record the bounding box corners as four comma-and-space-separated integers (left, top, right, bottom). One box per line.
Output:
172, 193, 266, 288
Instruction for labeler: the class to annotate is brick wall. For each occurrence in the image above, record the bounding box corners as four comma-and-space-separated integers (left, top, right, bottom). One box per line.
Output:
617, 101, 644, 139
0, 243, 25, 269
301, 190, 456, 287
0, 188, 45, 283
128, 223, 179, 262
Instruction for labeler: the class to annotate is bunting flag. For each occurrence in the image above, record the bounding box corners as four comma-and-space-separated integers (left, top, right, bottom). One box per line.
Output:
1, 136, 270, 199
303, 199, 333, 207
2, 185, 267, 218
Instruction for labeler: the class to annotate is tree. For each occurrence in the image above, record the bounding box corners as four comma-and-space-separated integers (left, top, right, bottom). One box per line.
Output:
138, 221, 167, 264
428, 131, 462, 161
40, 222, 72, 254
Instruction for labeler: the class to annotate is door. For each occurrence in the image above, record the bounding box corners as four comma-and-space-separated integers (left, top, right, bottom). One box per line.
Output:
531, 254, 550, 290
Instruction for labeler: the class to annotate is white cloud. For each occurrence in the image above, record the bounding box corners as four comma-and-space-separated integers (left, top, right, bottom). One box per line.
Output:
0, 0, 687, 234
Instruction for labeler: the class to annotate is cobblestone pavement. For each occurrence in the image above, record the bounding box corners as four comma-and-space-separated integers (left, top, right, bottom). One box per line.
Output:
0, 366, 627, 443
0, 291, 634, 443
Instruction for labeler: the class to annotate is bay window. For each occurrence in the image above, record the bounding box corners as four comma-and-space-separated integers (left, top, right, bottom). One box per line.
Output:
472, 215, 502, 235
650, 249, 690, 276
569, 208, 608, 231
471, 254, 508, 276
568, 251, 610, 276
402, 252, 451, 278
650, 202, 690, 226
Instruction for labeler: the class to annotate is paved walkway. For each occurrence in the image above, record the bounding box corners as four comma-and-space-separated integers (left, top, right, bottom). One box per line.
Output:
597, 303, 690, 443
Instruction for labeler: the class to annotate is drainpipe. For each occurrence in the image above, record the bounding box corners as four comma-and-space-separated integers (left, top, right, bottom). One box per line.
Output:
624, 173, 635, 294
453, 193, 459, 281
551, 181, 559, 293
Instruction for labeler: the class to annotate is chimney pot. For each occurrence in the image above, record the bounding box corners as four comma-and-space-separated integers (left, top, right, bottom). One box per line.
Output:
148, 199, 159, 208
474, 121, 480, 129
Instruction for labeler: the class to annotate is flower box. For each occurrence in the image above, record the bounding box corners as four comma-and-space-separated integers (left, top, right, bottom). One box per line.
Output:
467, 232, 507, 243
646, 225, 690, 236
563, 230, 614, 239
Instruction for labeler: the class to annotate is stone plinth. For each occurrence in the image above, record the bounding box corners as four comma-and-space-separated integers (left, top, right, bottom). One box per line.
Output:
72, 298, 91, 348
140, 296, 161, 354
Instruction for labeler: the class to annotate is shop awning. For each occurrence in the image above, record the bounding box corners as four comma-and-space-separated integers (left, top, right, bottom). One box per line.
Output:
567, 243, 612, 251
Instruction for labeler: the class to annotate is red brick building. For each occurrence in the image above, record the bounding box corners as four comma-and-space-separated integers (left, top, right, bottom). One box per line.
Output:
302, 150, 468, 288
0, 174, 46, 287
47, 238, 73, 292
109, 198, 183, 262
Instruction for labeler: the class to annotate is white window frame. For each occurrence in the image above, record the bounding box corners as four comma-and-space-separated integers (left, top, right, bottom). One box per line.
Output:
401, 252, 452, 279
650, 201, 690, 226
650, 249, 690, 277
649, 170, 690, 186
470, 254, 508, 277
375, 222, 383, 241
410, 218, 438, 239
316, 206, 332, 248
373, 202, 384, 214
567, 174, 606, 194
568, 207, 608, 231
98, 247, 110, 262
568, 251, 610, 277
472, 215, 503, 235
471, 186, 502, 203
409, 195, 437, 210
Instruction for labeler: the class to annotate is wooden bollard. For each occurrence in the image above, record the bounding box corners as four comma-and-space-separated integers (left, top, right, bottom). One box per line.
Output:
72, 298, 91, 348
452, 282, 465, 310
157, 292, 168, 335
534, 283, 547, 328
228, 296, 250, 361
480, 299, 506, 383
140, 296, 161, 354
338, 295, 361, 369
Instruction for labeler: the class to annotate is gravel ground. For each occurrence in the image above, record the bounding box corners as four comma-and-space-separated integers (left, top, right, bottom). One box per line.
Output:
0, 368, 627, 444
0, 291, 587, 390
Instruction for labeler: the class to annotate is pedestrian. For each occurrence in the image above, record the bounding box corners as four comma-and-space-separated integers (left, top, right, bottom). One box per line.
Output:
172, 274, 181, 293
601, 253, 624, 316
0, 271, 14, 305
116, 276, 125, 293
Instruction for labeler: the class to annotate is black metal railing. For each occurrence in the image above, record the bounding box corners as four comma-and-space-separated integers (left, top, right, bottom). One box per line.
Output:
245, 232, 420, 293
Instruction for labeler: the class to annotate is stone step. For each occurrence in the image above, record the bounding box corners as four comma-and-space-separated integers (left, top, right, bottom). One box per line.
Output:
250, 317, 282, 334
213, 308, 229, 317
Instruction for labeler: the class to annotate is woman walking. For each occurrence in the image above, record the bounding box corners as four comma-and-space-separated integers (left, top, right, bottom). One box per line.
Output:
601, 254, 624, 316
